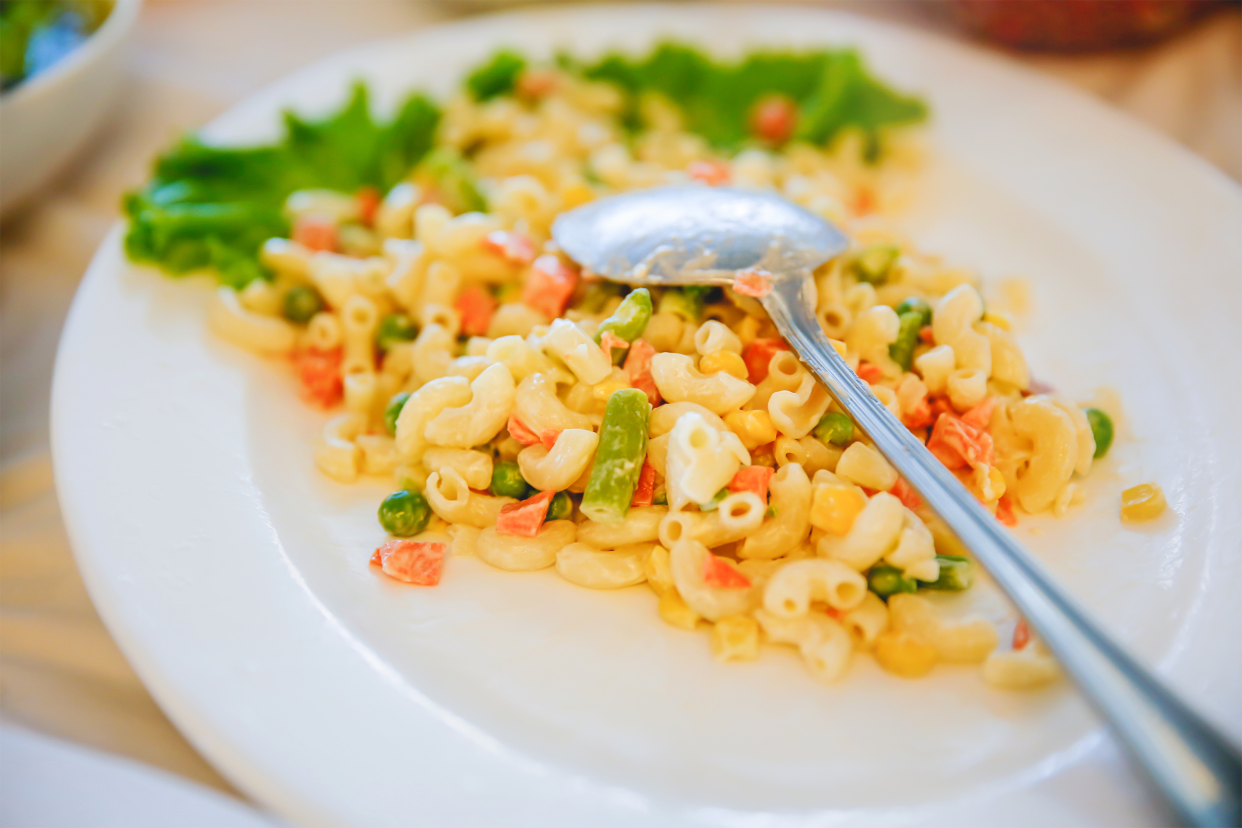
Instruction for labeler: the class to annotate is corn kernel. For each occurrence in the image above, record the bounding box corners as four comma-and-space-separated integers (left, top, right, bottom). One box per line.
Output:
829, 338, 847, 358
699, 350, 748, 380
982, 310, 1013, 331
710, 615, 760, 662
724, 409, 778, 450
1121, 483, 1166, 522
658, 591, 700, 630
874, 630, 937, 678
591, 369, 631, 401
810, 484, 867, 535
644, 545, 674, 595
558, 178, 595, 210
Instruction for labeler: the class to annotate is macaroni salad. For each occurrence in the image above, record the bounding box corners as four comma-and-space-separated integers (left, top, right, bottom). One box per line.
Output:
124, 44, 1124, 691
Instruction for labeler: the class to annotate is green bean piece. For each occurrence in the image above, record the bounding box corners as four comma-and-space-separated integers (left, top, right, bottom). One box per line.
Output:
867, 563, 918, 598
383, 392, 411, 435
889, 310, 924, 371
895, 296, 932, 328
378, 490, 431, 537
699, 487, 730, 511
657, 285, 712, 322
813, 411, 854, 446
376, 313, 417, 352
579, 281, 624, 313
581, 389, 652, 524
851, 243, 900, 284
652, 489, 669, 507
923, 554, 974, 591
595, 287, 652, 355
547, 491, 573, 522
282, 285, 323, 324
1084, 408, 1114, 459
490, 461, 533, 499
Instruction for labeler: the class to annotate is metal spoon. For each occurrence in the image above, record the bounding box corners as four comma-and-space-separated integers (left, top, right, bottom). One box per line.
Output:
553, 184, 1241, 827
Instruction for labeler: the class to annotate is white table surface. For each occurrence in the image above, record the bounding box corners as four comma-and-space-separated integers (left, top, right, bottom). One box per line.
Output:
1, 0, 1238, 812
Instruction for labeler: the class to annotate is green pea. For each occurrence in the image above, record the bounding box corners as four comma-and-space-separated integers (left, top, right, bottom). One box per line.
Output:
889, 311, 924, 372
1084, 408, 1114, 458
491, 461, 532, 499
378, 490, 431, 537
895, 296, 933, 328
923, 555, 974, 591
282, 285, 323, 324
376, 313, 417, 352
867, 563, 918, 598
814, 411, 854, 446
383, 392, 411, 435
547, 491, 573, 521
851, 243, 900, 285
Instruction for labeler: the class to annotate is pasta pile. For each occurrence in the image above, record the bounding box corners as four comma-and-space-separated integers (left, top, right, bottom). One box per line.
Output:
140, 48, 1123, 691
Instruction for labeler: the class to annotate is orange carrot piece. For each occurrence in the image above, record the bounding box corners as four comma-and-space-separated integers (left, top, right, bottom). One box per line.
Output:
539, 429, 561, 450
732, 268, 773, 298
727, 466, 775, 501
623, 339, 661, 406
891, 477, 922, 510
960, 397, 998, 431
750, 96, 797, 145
918, 325, 935, 345
294, 347, 343, 408
702, 554, 752, 589
481, 229, 536, 265
371, 540, 446, 586
857, 362, 883, 384
496, 490, 556, 537
927, 413, 995, 470
507, 414, 541, 446
1012, 618, 1030, 650
996, 496, 1018, 527
293, 214, 337, 253
741, 338, 789, 384
356, 186, 381, 226
522, 254, 578, 319
631, 461, 656, 507
687, 160, 730, 186
453, 285, 498, 337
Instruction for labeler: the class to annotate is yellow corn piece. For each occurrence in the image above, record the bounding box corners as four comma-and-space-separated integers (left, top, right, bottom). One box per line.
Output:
591, 369, 631, 401
1121, 483, 1166, 522
558, 178, 595, 210
723, 409, 778, 450
710, 615, 760, 662
874, 630, 937, 678
658, 591, 700, 630
829, 338, 847, 358
982, 310, 1013, 331
698, 350, 748, 380
810, 484, 867, 535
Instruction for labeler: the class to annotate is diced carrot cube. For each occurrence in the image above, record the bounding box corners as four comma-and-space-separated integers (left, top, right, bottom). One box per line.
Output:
1012, 618, 1030, 650
687, 160, 730, 186
507, 414, 541, 446
356, 186, 381, 226
857, 362, 883, 384
742, 338, 789, 384
891, 477, 922, 510
702, 554, 752, 589
453, 285, 498, 337
539, 429, 561, 450
960, 397, 998, 430
522, 254, 578, 319
496, 490, 555, 537
293, 214, 337, 253
623, 339, 661, 406
599, 330, 628, 358
732, 268, 773, 298
852, 186, 876, 216
371, 539, 446, 586
996, 495, 1018, 527
481, 230, 536, 265
928, 412, 995, 470
903, 396, 935, 430
631, 461, 656, 507
918, 325, 935, 345
727, 466, 775, 500
293, 347, 343, 408
517, 68, 560, 99
750, 96, 797, 145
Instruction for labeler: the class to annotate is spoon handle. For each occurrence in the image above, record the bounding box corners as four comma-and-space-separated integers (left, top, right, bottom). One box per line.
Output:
761, 277, 1241, 827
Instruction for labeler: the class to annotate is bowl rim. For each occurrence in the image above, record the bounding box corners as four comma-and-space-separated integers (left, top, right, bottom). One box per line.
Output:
0, 0, 143, 108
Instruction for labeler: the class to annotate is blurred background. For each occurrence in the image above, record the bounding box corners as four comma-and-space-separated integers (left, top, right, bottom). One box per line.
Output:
1, 0, 1239, 821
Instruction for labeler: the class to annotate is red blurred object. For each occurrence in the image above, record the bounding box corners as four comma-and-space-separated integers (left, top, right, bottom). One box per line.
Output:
952, 0, 1221, 51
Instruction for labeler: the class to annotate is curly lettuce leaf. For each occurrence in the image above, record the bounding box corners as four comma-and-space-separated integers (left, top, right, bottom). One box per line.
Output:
123, 84, 441, 287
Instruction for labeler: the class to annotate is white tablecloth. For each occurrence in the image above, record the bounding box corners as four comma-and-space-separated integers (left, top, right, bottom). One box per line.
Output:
1, 0, 1238, 803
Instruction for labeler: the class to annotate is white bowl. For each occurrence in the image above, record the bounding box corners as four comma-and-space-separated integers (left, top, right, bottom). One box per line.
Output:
0, 0, 142, 219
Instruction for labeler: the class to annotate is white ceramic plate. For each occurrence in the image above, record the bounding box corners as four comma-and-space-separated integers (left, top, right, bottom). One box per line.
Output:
0, 726, 283, 828
52, 5, 1242, 827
